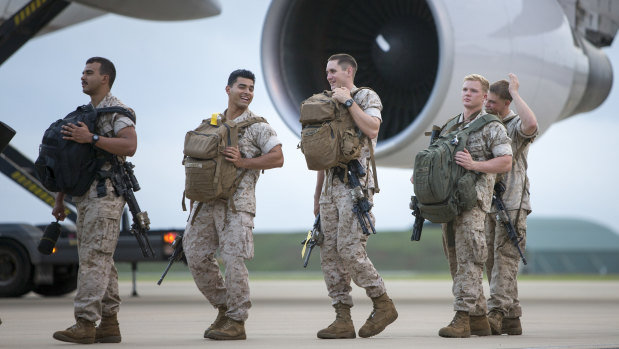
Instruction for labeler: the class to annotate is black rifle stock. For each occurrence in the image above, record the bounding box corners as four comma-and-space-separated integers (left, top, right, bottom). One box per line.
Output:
338, 160, 376, 235
410, 126, 441, 241
492, 182, 527, 265
110, 158, 154, 258
300, 214, 321, 268
158, 233, 184, 285
410, 196, 423, 241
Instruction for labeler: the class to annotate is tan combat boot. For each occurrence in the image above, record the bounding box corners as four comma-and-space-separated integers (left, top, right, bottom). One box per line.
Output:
358, 293, 398, 338
204, 305, 228, 338
487, 310, 504, 335
53, 318, 96, 344
317, 303, 356, 339
502, 317, 522, 335
95, 314, 121, 343
469, 314, 491, 336
206, 316, 246, 340
438, 311, 471, 338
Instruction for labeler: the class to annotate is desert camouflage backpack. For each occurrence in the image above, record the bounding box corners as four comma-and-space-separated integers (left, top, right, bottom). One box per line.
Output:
298, 88, 371, 171
182, 114, 267, 210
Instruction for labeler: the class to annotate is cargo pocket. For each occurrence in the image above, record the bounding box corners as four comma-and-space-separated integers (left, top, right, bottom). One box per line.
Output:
93, 202, 123, 254
456, 172, 477, 212
184, 157, 217, 202
300, 123, 339, 170
468, 231, 488, 265
339, 129, 361, 162
241, 213, 255, 260
184, 131, 220, 158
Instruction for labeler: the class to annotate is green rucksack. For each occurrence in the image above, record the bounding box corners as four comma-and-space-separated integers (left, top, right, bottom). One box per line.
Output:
413, 113, 501, 223
182, 114, 267, 211
298, 88, 371, 170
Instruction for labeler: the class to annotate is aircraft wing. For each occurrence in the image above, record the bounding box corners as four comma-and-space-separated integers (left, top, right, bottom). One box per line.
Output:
0, 0, 221, 37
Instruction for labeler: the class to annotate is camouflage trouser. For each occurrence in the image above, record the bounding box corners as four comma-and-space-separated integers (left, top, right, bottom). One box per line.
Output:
485, 209, 527, 318
74, 179, 125, 323
319, 179, 386, 306
442, 205, 488, 316
183, 200, 254, 322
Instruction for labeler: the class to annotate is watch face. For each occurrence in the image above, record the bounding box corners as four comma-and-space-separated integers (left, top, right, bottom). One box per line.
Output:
345, 99, 353, 107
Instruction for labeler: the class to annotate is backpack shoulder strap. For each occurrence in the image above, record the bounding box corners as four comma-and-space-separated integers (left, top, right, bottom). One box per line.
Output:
463, 113, 501, 134
441, 114, 462, 134
96, 106, 136, 124
225, 117, 269, 147
234, 116, 268, 128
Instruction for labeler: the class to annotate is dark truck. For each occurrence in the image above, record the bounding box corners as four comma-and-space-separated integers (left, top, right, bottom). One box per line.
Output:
0, 138, 182, 298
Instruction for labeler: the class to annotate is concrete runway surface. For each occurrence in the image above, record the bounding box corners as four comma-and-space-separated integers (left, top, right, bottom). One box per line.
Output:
1, 279, 618, 348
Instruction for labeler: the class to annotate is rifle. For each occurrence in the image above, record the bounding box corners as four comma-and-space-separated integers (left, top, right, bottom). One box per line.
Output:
492, 182, 527, 265
337, 159, 376, 236
300, 214, 321, 268
410, 196, 423, 241
109, 157, 154, 258
410, 126, 441, 241
158, 233, 184, 285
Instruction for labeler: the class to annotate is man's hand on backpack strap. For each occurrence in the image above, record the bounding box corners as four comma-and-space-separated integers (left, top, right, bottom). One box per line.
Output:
332, 87, 352, 103
62, 121, 93, 144
455, 148, 475, 171
223, 146, 244, 168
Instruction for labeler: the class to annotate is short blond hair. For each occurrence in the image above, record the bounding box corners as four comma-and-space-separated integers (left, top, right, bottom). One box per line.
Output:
463, 74, 489, 93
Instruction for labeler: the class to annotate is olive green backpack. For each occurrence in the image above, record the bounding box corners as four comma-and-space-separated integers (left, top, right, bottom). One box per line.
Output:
413, 114, 501, 223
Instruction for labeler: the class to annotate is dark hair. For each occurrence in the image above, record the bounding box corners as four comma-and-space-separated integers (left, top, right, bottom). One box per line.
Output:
86, 57, 116, 88
227, 69, 256, 87
489, 80, 512, 101
328, 53, 358, 75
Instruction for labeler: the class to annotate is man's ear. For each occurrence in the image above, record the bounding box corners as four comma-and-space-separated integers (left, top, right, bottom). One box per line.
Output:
225, 85, 231, 95
101, 74, 110, 86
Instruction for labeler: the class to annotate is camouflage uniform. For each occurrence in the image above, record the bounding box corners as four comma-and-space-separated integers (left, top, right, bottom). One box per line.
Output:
319, 87, 386, 306
183, 109, 281, 322
485, 111, 537, 318
72, 93, 135, 323
441, 111, 512, 316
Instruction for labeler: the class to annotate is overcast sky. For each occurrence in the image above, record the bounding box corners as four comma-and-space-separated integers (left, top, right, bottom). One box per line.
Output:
1, 0, 618, 235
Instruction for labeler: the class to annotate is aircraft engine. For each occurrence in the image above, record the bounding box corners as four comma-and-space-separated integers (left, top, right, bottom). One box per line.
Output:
261, 0, 612, 167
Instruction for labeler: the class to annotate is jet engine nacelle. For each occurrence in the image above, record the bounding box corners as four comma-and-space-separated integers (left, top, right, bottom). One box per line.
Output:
261, 0, 612, 168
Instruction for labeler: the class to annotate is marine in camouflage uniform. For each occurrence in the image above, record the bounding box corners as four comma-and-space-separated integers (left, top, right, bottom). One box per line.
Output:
314, 54, 397, 340
72, 93, 134, 323
53, 57, 137, 344
438, 74, 512, 338
484, 75, 538, 335
182, 70, 283, 341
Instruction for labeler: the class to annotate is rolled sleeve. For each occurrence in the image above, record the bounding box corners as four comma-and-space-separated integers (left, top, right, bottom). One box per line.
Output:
254, 123, 282, 154
487, 122, 513, 158
113, 114, 135, 135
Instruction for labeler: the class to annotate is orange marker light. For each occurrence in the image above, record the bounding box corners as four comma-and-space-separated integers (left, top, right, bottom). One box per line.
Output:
163, 232, 177, 245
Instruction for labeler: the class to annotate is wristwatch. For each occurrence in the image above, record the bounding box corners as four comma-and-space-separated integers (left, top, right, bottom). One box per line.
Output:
344, 99, 354, 108
91, 134, 100, 145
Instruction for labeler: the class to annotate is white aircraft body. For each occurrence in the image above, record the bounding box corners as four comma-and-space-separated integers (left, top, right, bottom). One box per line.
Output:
1, 0, 617, 169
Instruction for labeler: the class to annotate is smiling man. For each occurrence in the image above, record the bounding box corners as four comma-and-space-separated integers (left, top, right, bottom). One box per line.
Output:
182, 69, 283, 341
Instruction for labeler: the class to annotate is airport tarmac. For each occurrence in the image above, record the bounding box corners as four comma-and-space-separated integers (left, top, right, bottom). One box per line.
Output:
1, 279, 618, 348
